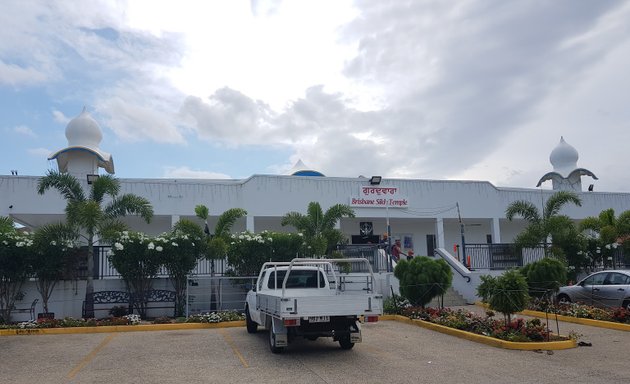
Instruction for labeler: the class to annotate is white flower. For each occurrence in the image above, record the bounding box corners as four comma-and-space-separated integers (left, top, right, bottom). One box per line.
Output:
156, 246, 163, 252
172, 242, 178, 247
50, 240, 57, 246
147, 242, 155, 250
114, 242, 124, 251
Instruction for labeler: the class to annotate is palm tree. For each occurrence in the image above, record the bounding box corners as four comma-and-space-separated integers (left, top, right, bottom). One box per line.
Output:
281, 202, 355, 256
0, 216, 15, 233
579, 208, 630, 267
37, 170, 153, 318
505, 190, 582, 255
194, 205, 247, 265
193, 204, 246, 310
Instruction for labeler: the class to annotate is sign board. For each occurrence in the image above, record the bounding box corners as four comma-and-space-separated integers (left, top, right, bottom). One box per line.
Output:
350, 186, 409, 208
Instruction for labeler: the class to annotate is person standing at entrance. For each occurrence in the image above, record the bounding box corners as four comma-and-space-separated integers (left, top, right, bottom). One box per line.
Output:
391, 238, 403, 261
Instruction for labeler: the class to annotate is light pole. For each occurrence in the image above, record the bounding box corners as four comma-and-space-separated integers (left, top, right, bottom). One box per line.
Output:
456, 202, 466, 268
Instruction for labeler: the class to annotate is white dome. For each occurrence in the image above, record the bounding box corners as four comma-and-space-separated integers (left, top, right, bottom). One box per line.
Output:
550, 136, 578, 173
65, 109, 103, 147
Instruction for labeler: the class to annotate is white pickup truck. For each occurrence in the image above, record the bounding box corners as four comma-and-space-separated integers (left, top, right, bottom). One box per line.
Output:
245, 258, 383, 353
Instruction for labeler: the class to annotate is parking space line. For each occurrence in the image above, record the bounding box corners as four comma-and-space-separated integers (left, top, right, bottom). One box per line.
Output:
66, 333, 117, 379
220, 329, 249, 368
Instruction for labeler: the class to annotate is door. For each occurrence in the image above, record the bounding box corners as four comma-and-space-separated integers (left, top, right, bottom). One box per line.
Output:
599, 272, 630, 308
426, 234, 436, 257
575, 272, 607, 305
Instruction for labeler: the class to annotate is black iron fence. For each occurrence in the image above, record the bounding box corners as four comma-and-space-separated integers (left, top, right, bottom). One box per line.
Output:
95, 246, 229, 278
336, 244, 391, 272
464, 243, 546, 270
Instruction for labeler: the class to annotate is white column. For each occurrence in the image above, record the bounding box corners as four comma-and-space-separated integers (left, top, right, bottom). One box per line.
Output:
246, 215, 255, 232
435, 218, 445, 249
171, 215, 180, 228
491, 217, 501, 243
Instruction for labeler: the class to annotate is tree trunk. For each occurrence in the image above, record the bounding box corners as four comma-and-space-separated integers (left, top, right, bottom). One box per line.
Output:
84, 237, 95, 318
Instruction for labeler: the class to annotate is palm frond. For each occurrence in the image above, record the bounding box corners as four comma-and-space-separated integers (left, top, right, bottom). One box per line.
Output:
37, 170, 85, 201
0, 216, 15, 233
195, 205, 209, 221
322, 204, 355, 229
90, 174, 120, 203
104, 194, 154, 222
578, 216, 601, 233
214, 208, 247, 237
306, 202, 324, 232
173, 218, 205, 240
505, 200, 540, 223
33, 222, 78, 248
98, 219, 128, 244
544, 191, 581, 218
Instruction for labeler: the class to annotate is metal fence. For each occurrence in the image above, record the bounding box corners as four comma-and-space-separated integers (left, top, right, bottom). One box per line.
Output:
96, 246, 229, 278
336, 244, 391, 272
186, 276, 256, 315
464, 243, 546, 270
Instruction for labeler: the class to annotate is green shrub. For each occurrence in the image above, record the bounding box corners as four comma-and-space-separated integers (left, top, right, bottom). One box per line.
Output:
394, 256, 452, 308
478, 269, 529, 323
525, 257, 567, 298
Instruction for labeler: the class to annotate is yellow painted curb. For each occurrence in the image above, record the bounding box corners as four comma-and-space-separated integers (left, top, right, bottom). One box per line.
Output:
0, 320, 245, 336
519, 309, 630, 332
381, 315, 576, 350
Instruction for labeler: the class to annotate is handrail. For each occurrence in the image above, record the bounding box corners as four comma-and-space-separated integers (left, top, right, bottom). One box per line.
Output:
435, 248, 471, 283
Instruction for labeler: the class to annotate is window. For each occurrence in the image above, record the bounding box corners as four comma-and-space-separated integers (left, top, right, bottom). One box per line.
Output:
583, 273, 606, 286
267, 270, 325, 289
606, 273, 630, 285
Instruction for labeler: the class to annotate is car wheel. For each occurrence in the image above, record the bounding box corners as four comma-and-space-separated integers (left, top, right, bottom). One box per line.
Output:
269, 326, 284, 354
623, 300, 630, 312
557, 294, 571, 305
338, 334, 354, 350
245, 306, 257, 334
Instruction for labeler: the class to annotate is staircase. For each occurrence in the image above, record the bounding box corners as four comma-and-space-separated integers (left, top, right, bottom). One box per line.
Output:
427, 287, 469, 307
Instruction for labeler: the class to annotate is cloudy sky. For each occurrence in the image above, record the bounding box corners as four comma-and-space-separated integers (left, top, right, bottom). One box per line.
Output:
2, 0, 630, 191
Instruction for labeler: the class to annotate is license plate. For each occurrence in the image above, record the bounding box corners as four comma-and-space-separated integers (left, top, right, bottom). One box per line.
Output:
308, 316, 330, 323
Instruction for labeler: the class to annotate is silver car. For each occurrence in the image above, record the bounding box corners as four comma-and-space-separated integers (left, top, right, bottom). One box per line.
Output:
557, 270, 630, 310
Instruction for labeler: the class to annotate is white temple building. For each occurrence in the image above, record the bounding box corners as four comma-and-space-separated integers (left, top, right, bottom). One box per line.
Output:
1, 110, 629, 316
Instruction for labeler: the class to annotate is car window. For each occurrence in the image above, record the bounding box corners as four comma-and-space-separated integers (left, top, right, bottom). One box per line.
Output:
607, 273, 630, 285
267, 270, 325, 289
582, 273, 606, 286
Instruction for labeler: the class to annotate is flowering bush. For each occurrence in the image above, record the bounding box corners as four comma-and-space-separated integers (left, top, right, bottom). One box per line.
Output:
2, 316, 138, 329
0, 231, 34, 322
227, 231, 303, 276
400, 307, 564, 342
108, 231, 163, 318
528, 300, 630, 324
185, 311, 245, 323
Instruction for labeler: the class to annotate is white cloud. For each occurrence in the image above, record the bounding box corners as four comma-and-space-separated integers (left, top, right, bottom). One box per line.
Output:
0, 61, 48, 86
52, 110, 70, 124
27, 147, 51, 158
162, 166, 231, 179
13, 125, 37, 138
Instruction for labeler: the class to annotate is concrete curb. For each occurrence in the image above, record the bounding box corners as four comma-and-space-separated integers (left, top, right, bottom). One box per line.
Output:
0, 320, 246, 336
380, 314, 577, 350
519, 309, 630, 332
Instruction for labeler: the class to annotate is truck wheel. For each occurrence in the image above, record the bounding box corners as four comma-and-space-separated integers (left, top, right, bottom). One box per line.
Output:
269, 327, 284, 354
338, 334, 354, 350
245, 306, 258, 334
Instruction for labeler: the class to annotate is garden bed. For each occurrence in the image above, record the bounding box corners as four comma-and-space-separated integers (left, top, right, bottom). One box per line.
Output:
384, 307, 577, 350
0, 311, 245, 336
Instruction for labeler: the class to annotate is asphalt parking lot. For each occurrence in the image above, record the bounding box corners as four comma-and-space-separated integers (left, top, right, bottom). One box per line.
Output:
1, 315, 628, 384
